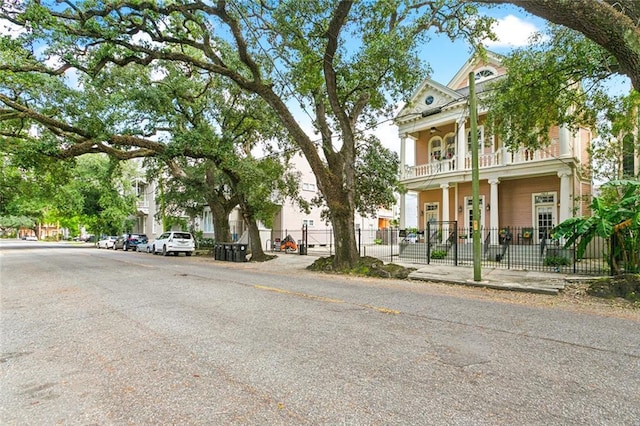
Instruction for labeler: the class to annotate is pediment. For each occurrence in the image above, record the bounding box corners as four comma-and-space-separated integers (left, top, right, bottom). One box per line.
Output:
396, 79, 461, 120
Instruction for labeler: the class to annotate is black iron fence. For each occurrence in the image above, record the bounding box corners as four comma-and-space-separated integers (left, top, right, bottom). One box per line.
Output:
397, 223, 610, 276
268, 224, 616, 276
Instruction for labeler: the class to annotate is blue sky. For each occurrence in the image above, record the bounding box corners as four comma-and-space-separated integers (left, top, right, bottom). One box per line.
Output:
425, 6, 550, 83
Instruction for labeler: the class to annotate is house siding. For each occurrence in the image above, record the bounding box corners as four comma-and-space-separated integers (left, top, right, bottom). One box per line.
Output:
498, 176, 559, 227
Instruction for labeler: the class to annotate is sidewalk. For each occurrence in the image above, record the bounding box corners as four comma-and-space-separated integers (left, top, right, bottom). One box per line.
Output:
230, 249, 577, 295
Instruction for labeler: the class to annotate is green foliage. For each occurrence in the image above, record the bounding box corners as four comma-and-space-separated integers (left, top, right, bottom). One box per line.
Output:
163, 216, 188, 233
0, 215, 36, 230
430, 249, 448, 259
1, 1, 493, 268
553, 180, 640, 274
590, 91, 640, 182
354, 135, 401, 217
543, 256, 570, 267
484, 26, 618, 151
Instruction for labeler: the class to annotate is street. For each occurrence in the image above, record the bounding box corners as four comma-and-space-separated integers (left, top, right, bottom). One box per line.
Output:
1, 241, 639, 425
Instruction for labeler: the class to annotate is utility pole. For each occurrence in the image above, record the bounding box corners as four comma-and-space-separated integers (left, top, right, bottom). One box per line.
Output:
469, 72, 482, 281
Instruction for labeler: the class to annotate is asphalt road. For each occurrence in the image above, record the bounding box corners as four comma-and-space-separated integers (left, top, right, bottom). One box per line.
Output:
1, 241, 639, 425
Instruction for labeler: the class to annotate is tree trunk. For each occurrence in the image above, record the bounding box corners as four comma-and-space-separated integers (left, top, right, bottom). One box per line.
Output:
246, 219, 268, 261
208, 200, 232, 243
238, 201, 269, 262
326, 193, 360, 270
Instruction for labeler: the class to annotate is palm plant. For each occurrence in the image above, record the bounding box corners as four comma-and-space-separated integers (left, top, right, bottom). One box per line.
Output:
552, 180, 640, 274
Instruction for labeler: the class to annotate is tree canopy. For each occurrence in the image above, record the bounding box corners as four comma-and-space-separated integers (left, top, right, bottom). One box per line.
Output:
475, 0, 640, 91
483, 25, 622, 151
0, 0, 493, 268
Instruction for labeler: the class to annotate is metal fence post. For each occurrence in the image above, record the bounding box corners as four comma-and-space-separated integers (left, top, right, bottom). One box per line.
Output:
453, 221, 458, 266
426, 221, 431, 265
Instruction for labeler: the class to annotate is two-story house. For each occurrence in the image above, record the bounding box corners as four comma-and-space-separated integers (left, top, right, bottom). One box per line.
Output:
395, 52, 592, 245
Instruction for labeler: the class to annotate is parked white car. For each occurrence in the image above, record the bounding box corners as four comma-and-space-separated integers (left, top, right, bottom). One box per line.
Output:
97, 235, 118, 249
152, 231, 195, 256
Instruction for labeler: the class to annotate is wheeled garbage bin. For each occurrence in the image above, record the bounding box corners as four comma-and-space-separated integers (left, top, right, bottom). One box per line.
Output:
233, 244, 247, 262
224, 243, 233, 261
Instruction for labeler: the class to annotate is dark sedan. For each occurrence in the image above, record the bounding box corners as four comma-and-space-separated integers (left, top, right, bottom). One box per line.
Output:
114, 234, 148, 251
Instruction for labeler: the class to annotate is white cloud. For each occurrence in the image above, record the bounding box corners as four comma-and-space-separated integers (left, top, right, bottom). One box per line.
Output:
0, 18, 26, 38
483, 15, 542, 48
0, 2, 27, 38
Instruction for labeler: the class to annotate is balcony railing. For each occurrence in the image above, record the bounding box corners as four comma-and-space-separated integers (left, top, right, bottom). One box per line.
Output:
403, 147, 558, 179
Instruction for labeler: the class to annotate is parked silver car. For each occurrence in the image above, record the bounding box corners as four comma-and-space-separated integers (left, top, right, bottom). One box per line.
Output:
152, 231, 195, 256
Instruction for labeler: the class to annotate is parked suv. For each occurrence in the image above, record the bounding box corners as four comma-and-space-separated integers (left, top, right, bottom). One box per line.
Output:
114, 233, 148, 251
152, 231, 195, 256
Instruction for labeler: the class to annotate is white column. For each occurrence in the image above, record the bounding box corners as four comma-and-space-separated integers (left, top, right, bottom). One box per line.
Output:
399, 133, 407, 177
399, 193, 406, 229
440, 183, 450, 243
456, 119, 466, 170
488, 178, 500, 244
559, 124, 571, 157
558, 170, 572, 224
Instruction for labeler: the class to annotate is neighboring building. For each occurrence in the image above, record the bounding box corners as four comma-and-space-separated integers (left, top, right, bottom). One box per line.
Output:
394, 52, 593, 244
271, 152, 394, 247
132, 177, 161, 237
130, 174, 189, 238
194, 151, 395, 247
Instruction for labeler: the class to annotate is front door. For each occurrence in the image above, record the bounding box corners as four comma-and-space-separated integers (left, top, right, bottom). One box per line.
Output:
536, 205, 554, 243
424, 203, 439, 241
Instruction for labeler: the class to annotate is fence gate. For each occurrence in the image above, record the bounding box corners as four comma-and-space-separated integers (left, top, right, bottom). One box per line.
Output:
426, 221, 458, 266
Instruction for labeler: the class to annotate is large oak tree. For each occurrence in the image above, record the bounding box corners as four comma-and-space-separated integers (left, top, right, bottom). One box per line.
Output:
0, 1, 492, 269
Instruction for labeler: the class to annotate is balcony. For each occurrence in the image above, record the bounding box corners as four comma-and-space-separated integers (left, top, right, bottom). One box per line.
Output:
402, 147, 558, 180
137, 199, 149, 215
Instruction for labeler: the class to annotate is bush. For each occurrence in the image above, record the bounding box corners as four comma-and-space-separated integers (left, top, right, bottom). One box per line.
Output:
430, 249, 447, 259
197, 237, 216, 249
544, 256, 570, 266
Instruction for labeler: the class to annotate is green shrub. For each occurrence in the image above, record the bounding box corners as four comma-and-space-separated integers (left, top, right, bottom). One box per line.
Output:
544, 256, 570, 266
197, 237, 216, 249
430, 249, 447, 259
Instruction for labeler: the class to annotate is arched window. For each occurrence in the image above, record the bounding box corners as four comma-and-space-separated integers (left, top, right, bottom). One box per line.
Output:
474, 67, 497, 82
467, 127, 484, 151
444, 134, 455, 159
430, 137, 442, 161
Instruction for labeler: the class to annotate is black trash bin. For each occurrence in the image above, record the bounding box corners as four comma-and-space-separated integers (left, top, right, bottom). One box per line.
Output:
216, 243, 224, 260
233, 244, 247, 262
213, 243, 219, 260
299, 244, 307, 255
224, 243, 233, 261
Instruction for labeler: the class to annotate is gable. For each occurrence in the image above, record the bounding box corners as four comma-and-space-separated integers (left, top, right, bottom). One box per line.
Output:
396, 78, 462, 120
448, 51, 506, 90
